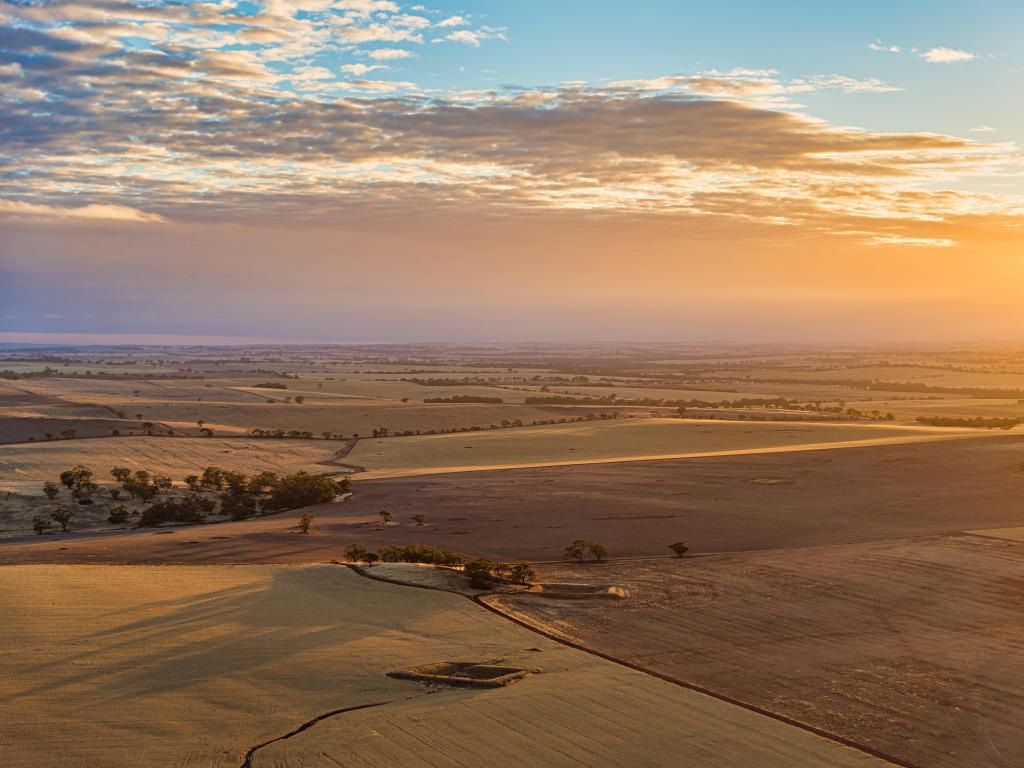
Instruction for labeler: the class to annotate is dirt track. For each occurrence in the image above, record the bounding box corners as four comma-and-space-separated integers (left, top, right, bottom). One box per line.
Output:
0, 434, 1021, 564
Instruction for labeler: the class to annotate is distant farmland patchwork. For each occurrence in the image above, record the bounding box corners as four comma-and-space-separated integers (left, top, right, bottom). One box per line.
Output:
3, 343, 1024, 767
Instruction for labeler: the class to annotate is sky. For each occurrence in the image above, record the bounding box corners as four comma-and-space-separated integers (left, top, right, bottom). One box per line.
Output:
0, 0, 1022, 344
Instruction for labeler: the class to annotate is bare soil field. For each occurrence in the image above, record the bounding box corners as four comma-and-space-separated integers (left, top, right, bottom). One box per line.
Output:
3, 436, 1022, 565
0, 564, 886, 768
346, 417, 980, 479
488, 534, 1024, 768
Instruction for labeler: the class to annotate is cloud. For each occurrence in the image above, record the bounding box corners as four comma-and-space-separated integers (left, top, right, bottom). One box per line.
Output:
0, 200, 167, 223
366, 48, 414, 60
869, 236, 956, 247
434, 27, 507, 47
970, 126, 996, 133
0, 6, 1018, 251
920, 47, 976, 63
342, 63, 386, 75
868, 40, 901, 53
607, 70, 901, 100
436, 16, 467, 28
340, 78, 418, 91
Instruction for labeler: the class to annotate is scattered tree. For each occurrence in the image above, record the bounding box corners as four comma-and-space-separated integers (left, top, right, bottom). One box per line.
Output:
107, 506, 130, 524
60, 465, 92, 490
344, 544, 369, 562
51, 508, 74, 532
32, 515, 53, 535
508, 562, 536, 585
463, 558, 497, 587
562, 539, 608, 562
379, 509, 394, 525
411, 513, 425, 526
297, 513, 315, 534
669, 541, 689, 558
42, 481, 60, 500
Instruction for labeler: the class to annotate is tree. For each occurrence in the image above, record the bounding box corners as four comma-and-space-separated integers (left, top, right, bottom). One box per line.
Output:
379, 509, 393, 525
108, 488, 121, 500
263, 472, 344, 512
138, 495, 212, 527
344, 544, 369, 562
508, 562, 536, 585
563, 539, 587, 561
32, 515, 53, 535
463, 558, 496, 587
246, 470, 279, 494
669, 541, 689, 558
197, 419, 205, 429
184, 475, 202, 492
294, 395, 305, 404
60, 465, 92, 489
201, 466, 227, 490
220, 493, 258, 520
297, 513, 315, 534
411, 513, 425, 526
492, 562, 511, 582
51, 508, 74, 532
107, 506, 130, 524
71, 480, 98, 504
364, 552, 380, 565
42, 481, 60, 500
111, 466, 132, 484
562, 539, 608, 562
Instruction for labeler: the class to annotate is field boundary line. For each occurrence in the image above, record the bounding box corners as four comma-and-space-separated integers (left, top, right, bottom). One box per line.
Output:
343, 563, 918, 768
472, 593, 920, 768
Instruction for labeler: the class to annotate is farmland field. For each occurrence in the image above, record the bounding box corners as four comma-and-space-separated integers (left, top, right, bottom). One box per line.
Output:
488, 533, 1024, 768
0, 437, 335, 491
3, 342, 1024, 767
346, 416, 983, 479
0, 564, 887, 768
4, 435, 1023, 564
